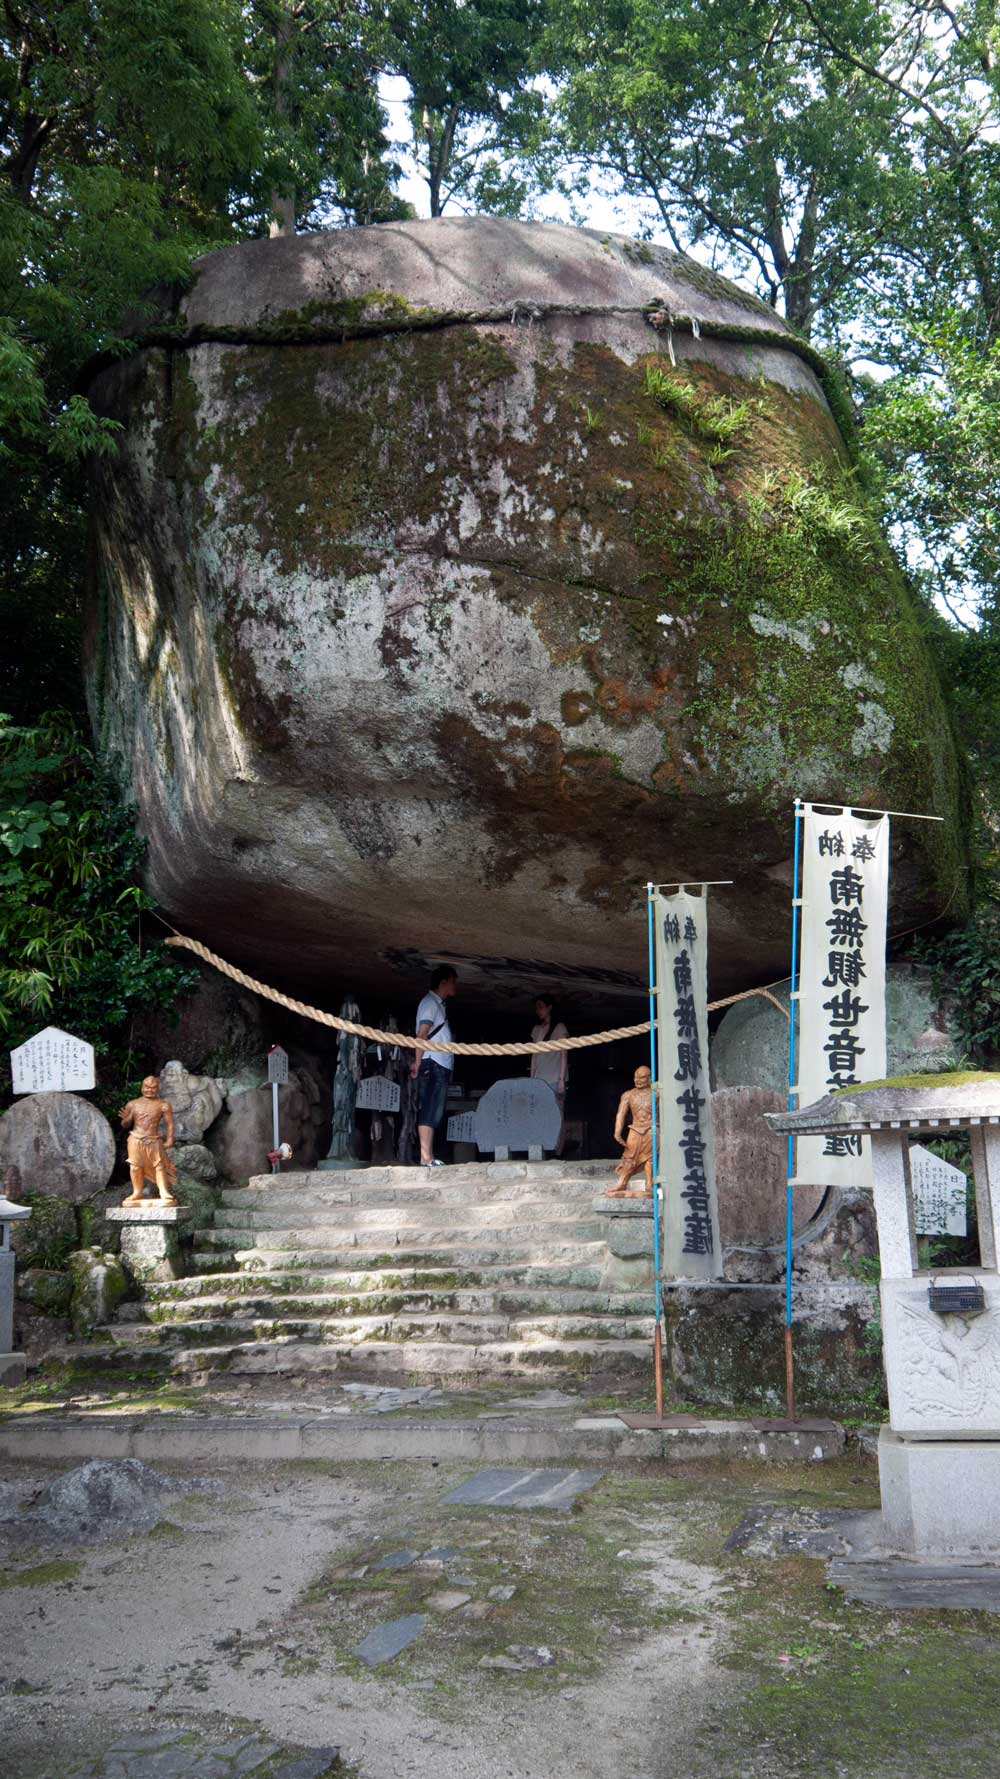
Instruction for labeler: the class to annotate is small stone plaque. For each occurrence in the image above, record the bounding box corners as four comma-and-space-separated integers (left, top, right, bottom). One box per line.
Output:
446, 1111, 477, 1144
911, 1142, 967, 1236
443, 1467, 602, 1509
267, 1045, 289, 1085
356, 1075, 401, 1113
11, 1026, 95, 1095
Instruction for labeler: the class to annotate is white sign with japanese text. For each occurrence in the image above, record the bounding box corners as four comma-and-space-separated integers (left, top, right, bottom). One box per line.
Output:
794, 808, 889, 1187
267, 1046, 289, 1085
654, 889, 722, 1278
446, 1112, 478, 1145
11, 1026, 95, 1095
356, 1075, 401, 1113
911, 1143, 967, 1237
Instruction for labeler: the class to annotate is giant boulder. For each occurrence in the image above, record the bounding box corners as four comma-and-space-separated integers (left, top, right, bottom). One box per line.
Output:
84, 218, 967, 1014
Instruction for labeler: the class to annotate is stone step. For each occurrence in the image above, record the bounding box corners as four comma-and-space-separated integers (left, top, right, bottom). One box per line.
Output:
197, 1231, 610, 1262
220, 1177, 609, 1210
168, 1335, 652, 1381
127, 1286, 654, 1324
146, 1261, 611, 1300
246, 1161, 618, 1192
211, 1202, 604, 1232
108, 1311, 656, 1349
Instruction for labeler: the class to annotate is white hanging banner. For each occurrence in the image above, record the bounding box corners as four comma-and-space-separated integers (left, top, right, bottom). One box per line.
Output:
794, 807, 889, 1186
654, 890, 723, 1278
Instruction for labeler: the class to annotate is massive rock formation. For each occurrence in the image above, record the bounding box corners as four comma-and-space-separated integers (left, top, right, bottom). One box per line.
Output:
84, 217, 967, 1014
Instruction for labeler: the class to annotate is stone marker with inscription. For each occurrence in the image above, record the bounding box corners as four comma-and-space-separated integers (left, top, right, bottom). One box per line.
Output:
910, 1142, 967, 1237
474, 1079, 561, 1161
356, 1075, 402, 1114
446, 1111, 477, 1145
11, 1026, 95, 1095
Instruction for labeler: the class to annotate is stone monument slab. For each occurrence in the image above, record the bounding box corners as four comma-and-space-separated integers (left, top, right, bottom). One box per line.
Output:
11, 1025, 95, 1095
474, 1080, 561, 1159
712, 1086, 825, 1247
0, 1091, 114, 1202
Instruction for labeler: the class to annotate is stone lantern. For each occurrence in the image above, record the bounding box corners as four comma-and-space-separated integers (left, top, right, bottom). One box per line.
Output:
0, 1190, 32, 1386
768, 1078, 1000, 1558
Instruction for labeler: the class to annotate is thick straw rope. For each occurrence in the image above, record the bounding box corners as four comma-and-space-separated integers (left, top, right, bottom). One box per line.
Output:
165, 933, 790, 1054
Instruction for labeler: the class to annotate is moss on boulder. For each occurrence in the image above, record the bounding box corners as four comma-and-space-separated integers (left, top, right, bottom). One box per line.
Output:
84, 217, 969, 1008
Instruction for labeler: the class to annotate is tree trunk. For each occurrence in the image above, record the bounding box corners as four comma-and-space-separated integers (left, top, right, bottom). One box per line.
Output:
268, 194, 296, 237
268, 5, 295, 236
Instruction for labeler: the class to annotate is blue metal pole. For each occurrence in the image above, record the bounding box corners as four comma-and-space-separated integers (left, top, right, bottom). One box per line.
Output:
784, 800, 804, 1418
647, 886, 662, 1329
647, 884, 666, 1416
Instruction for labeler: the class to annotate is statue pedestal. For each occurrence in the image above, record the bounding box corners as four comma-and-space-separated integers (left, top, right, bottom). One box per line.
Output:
317, 1158, 363, 1172
592, 1194, 655, 1290
106, 1204, 190, 1283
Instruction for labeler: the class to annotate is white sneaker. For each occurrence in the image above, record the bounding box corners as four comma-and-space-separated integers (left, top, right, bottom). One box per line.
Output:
420, 1158, 444, 1168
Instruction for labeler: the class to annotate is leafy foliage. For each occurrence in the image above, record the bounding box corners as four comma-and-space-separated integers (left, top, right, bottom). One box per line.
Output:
913, 902, 1000, 1065
0, 715, 197, 1084
386, 0, 546, 217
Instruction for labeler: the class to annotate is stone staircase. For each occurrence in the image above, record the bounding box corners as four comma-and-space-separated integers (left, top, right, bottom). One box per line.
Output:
106, 1160, 655, 1383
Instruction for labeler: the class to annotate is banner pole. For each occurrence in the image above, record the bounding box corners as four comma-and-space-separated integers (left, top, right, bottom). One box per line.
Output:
647, 885, 664, 1418
784, 799, 804, 1422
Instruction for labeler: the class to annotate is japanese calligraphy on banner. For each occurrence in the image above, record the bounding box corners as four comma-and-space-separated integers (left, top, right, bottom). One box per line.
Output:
654, 890, 723, 1279
794, 807, 889, 1187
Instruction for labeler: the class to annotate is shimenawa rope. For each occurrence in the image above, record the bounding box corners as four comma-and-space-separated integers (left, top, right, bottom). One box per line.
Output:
164, 933, 790, 1054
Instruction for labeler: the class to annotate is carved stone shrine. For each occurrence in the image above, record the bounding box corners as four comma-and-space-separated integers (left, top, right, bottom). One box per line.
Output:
768, 1078, 1000, 1558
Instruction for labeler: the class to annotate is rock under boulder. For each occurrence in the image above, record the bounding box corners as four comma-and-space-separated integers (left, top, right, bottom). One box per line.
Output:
0, 1093, 114, 1202
157, 1060, 224, 1142
711, 963, 959, 1096
67, 1247, 129, 1336
85, 216, 966, 1014
207, 1067, 328, 1183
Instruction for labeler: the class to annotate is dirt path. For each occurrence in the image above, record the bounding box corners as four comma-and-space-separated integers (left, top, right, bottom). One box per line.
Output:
3, 1452, 999, 1779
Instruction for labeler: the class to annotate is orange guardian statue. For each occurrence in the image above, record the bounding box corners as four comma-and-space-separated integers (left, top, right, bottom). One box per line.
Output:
608, 1065, 658, 1197
119, 1075, 178, 1206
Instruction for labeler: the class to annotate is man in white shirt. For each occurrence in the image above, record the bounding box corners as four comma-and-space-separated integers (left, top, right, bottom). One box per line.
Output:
411, 965, 459, 1167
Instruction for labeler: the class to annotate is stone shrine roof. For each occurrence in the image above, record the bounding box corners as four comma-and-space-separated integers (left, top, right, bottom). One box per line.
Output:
765, 1073, 1000, 1137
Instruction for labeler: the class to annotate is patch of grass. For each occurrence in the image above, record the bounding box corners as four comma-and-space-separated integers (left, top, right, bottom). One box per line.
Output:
0, 1559, 82, 1589
643, 364, 755, 446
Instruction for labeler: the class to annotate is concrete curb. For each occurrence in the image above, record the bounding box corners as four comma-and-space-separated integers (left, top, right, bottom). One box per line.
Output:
0, 1411, 845, 1465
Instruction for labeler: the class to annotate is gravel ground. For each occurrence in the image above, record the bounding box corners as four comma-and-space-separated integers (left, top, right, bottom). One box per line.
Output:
0, 1454, 730, 1779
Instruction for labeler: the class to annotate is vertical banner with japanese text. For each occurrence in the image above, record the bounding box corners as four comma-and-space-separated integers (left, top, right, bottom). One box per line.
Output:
654, 890, 723, 1279
793, 807, 889, 1187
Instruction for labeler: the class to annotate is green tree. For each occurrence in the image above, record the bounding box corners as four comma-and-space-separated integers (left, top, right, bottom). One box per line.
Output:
240, 0, 406, 234
0, 0, 262, 717
387, 0, 545, 217
544, 0, 903, 337
0, 714, 197, 1080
